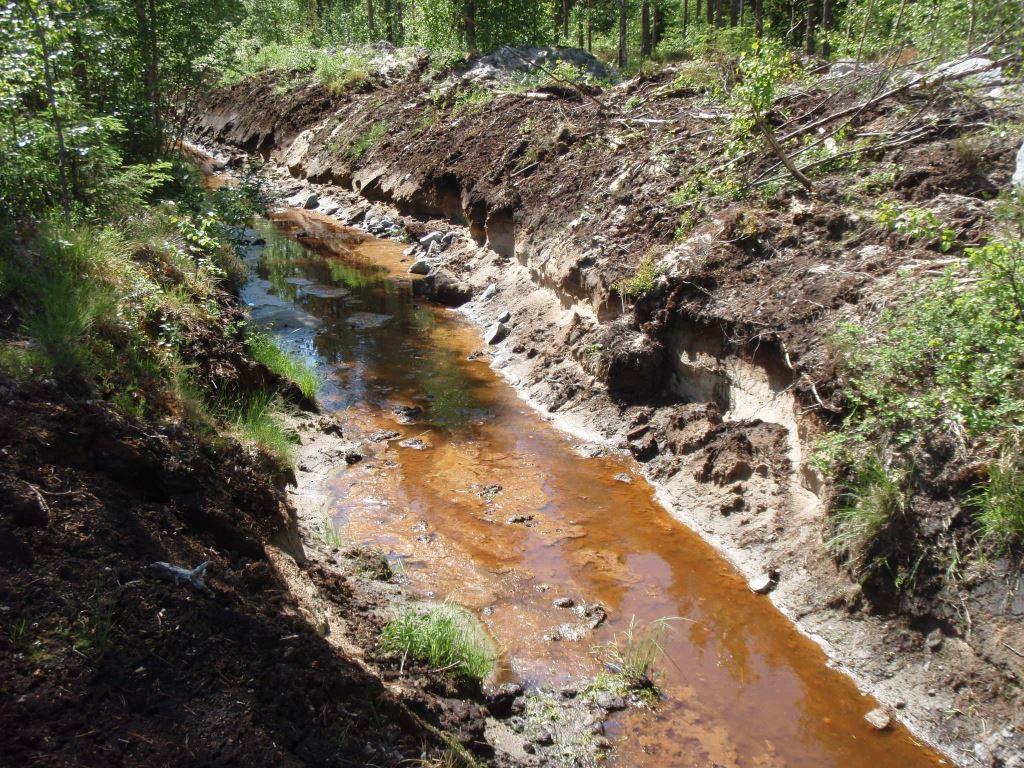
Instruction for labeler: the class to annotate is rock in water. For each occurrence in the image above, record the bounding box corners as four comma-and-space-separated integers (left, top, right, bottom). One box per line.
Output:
749, 571, 778, 594
346, 312, 392, 329
1013, 138, 1024, 190
864, 707, 892, 730
408, 259, 433, 275
485, 322, 509, 345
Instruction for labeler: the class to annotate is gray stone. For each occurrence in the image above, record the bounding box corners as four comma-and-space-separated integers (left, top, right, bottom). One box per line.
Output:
496, 310, 512, 323
593, 691, 626, 711
484, 322, 509, 345
925, 628, 944, 652
408, 259, 433, 275
613, 472, 632, 483
506, 514, 533, 524
481, 283, 498, 301
346, 312, 392, 329
302, 192, 320, 209
398, 437, 429, 450
749, 571, 777, 594
553, 597, 574, 608
864, 706, 892, 730
419, 231, 443, 247
932, 56, 1002, 85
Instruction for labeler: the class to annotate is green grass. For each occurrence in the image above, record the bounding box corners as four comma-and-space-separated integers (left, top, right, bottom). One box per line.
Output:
230, 392, 297, 469
590, 615, 675, 701
247, 331, 321, 401
14, 226, 123, 383
826, 456, 907, 562
972, 447, 1024, 552
615, 254, 664, 299
318, 516, 346, 548
345, 120, 388, 160
379, 603, 495, 682
232, 43, 372, 94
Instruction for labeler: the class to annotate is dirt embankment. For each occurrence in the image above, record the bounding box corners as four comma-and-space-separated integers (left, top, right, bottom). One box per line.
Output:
190, 54, 1023, 766
0, 272, 526, 765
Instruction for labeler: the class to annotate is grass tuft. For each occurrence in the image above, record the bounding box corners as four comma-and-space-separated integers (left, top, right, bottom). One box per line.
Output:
973, 442, 1024, 552
318, 516, 346, 548
230, 392, 298, 469
345, 120, 388, 160
615, 254, 663, 299
591, 615, 675, 701
826, 456, 907, 563
247, 331, 321, 401
379, 603, 495, 682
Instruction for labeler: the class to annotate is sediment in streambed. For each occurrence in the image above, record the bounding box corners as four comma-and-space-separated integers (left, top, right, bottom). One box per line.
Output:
189, 52, 1023, 767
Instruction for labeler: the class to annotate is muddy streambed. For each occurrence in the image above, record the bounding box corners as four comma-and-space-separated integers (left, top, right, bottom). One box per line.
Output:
242, 208, 947, 768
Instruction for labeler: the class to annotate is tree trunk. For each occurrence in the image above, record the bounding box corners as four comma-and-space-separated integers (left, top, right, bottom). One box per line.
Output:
617, 0, 627, 68
714, 0, 724, 28
755, 0, 763, 36
967, 0, 976, 52
821, 0, 833, 57
854, 0, 874, 64
641, 0, 651, 58
587, 0, 593, 51
131, 0, 160, 158
367, 0, 375, 38
463, 0, 475, 51
682, 0, 689, 37
21, 0, 71, 223
563, 0, 570, 40
729, 0, 738, 26
805, 0, 817, 55
706, 0, 713, 25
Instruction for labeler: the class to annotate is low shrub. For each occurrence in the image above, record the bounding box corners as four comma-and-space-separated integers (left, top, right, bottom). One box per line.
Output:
821, 195, 1024, 568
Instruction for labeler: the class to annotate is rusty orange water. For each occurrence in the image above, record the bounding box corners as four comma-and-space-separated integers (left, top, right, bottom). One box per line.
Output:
245, 210, 948, 768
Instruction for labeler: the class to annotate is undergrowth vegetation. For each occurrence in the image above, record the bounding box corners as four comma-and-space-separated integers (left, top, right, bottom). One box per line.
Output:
379, 603, 496, 682
228, 42, 374, 93
818, 193, 1024, 580
0, 169, 312, 473
247, 331, 322, 400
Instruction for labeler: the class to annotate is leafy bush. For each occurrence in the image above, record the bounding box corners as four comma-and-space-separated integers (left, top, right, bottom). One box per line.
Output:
876, 200, 957, 252
822, 196, 1024, 561
379, 604, 495, 682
